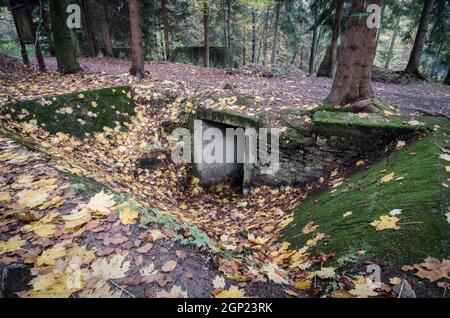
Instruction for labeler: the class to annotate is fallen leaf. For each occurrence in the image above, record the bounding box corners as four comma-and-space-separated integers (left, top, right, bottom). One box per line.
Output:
119, 207, 139, 225
370, 215, 400, 231
380, 172, 395, 183
215, 286, 245, 298
91, 253, 131, 280
35, 246, 67, 266
212, 275, 226, 289
161, 260, 177, 273
86, 190, 115, 216
0, 235, 26, 255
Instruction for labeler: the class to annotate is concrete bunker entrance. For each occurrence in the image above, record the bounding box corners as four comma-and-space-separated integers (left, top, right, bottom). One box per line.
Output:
192, 108, 262, 194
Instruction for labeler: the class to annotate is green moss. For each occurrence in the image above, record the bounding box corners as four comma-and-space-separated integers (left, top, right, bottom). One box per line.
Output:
2, 86, 135, 139
196, 107, 264, 128
283, 133, 450, 266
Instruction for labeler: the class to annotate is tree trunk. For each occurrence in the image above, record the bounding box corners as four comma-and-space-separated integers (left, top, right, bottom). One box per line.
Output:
49, 0, 81, 74
309, 5, 319, 75
203, 0, 210, 67
309, 27, 318, 74
329, 0, 344, 78
270, 2, 281, 66
404, 0, 435, 77
128, 0, 145, 80
81, 0, 97, 56
384, 16, 399, 69
161, 0, 170, 60
224, 0, 232, 66
444, 66, 450, 85
101, 0, 113, 57
42, 3, 55, 57
326, 0, 383, 110
262, 6, 270, 65
251, 9, 257, 64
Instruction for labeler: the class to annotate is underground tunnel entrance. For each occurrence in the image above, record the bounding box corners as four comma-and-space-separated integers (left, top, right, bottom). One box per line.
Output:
191, 108, 264, 195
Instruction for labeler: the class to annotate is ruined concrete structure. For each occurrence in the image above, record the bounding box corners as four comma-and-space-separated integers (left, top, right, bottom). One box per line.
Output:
193, 107, 441, 193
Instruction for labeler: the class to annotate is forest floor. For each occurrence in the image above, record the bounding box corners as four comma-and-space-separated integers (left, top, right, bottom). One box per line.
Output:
0, 56, 449, 298
41, 57, 450, 118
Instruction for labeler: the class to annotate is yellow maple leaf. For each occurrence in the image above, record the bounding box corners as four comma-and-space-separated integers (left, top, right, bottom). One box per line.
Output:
0, 191, 11, 204
79, 280, 122, 298
389, 277, 402, 285
349, 283, 378, 298
119, 207, 139, 225
292, 279, 312, 290
35, 246, 67, 266
20, 271, 83, 298
17, 189, 50, 209
370, 215, 400, 231
380, 172, 395, 183
149, 229, 165, 241
23, 223, 56, 238
0, 235, 26, 255
309, 267, 336, 279
86, 190, 115, 216
63, 208, 91, 230
215, 286, 245, 298
91, 254, 130, 280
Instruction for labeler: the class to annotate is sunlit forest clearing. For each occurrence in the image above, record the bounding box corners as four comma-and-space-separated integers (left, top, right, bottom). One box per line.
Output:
0, 0, 449, 300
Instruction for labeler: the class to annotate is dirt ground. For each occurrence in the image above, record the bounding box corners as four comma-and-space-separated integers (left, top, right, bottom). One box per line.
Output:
39, 57, 450, 117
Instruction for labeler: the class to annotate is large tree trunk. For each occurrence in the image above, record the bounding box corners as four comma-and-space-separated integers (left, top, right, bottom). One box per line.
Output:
203, 0, 210, 67
42, 3, 55, 57
251, 9, 257, 64
262, 6, 270, 65
270, 2, 281, 66
444, 66, 450, 85
326, 0, 383, 111
49, 0, 81, 74
81, 0, 97, 56
384, 16, 399, 69
101, 0, 113, 57
161, 0, 170, 60
329, 0, 344, 78
128, 0, 145, 80
404, 0, 435, 77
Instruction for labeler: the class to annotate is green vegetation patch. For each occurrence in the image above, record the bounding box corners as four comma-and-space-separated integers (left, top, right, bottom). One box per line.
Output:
283, 133, 450, 266
2, 86, 135, 138
196, 107, 265, 128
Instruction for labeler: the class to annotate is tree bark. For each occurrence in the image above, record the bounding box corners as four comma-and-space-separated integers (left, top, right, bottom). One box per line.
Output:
309, 5, 319, 75
404, 0, 435, 77
251, 8, 257, 64
270, 2, 281, 66
262, 5, 270, 65
203, 0, 210, 67
49, 0, 81, 74
384, 16, 399, 69
161, 0, 170, 60
326, 0, 383, 110
329, 0, 344, 78
42, 3, 55, 57
81, 0, 97, 56
128, 0, 145, 80
101, 0, 113, 57
444, 66, 450, 85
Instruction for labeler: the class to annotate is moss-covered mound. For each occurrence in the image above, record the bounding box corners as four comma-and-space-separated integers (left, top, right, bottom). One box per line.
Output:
283, 132, 450, 266
1, 86, 135, 138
